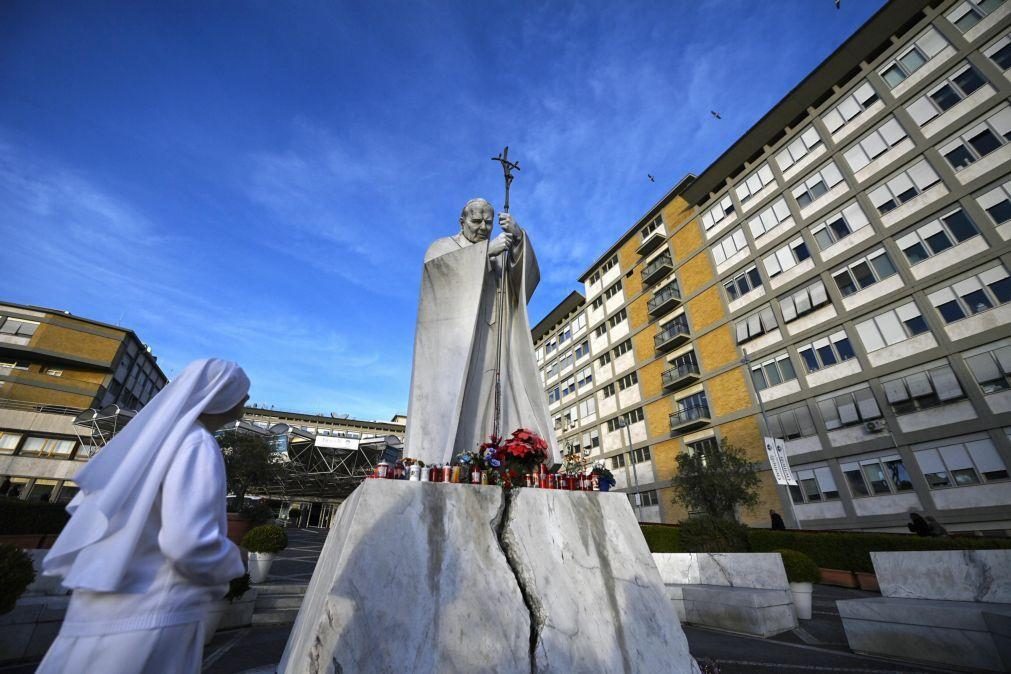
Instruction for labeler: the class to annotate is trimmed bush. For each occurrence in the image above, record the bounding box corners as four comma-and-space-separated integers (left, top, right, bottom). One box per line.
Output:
0, 498, 69, 535
241, 524, 288, 553
776, 549, 821, 584
750, 529, 1011, 573
0, 544, 36, 614
641, 524, 681, 553
679, 516, 750, 553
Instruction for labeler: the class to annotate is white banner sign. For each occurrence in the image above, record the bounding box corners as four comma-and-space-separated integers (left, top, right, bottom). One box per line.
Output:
764, 437, 797, 486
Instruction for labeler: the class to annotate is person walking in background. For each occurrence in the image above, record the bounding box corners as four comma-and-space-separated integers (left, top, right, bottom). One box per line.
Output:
38, 359, 250, 674
770, 509, 786, 530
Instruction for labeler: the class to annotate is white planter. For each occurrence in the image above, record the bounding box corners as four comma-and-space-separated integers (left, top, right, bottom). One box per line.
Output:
248, 551, 276, 584
203, 601, 228, 643
790, 581, 813, 620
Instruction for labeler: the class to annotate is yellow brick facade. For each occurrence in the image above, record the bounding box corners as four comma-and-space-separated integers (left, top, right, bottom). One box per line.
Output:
670, 218, 702, 264
696, 324, 737, 373
687, 286, 723, 332
627, 293, 650, 331
678, 251, 712, 297
33, 323, 121, 365
707, 368, 752, 418
638, 356, 666, 400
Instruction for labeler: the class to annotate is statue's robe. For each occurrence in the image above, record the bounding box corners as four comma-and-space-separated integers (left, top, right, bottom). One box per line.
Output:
404, 230, 559, 466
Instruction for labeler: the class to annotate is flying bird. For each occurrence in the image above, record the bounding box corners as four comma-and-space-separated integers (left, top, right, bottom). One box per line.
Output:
647, 174, 655, 182
710, 110, 722, 120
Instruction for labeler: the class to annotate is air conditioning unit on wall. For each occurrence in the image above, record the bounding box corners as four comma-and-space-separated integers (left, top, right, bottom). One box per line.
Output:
865, 419, 887, 433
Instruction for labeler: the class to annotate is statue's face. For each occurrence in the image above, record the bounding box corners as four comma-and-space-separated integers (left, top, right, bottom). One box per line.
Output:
460, 202, 493, 243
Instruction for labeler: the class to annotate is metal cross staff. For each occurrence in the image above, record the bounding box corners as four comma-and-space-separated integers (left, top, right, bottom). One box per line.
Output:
490, 147, 520, 439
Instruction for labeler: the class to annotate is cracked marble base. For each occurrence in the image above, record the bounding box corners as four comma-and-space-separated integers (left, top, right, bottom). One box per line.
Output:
278, 481, 698, 674
871, 550, 1011, 603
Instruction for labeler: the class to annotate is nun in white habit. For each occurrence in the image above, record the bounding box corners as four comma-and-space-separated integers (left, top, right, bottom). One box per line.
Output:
38, 358, 250, 674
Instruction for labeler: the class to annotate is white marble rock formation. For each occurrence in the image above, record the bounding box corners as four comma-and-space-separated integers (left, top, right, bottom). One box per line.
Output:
278, 480, 699, 674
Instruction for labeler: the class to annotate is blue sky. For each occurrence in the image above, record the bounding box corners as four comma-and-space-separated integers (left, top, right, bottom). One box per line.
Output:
0, 0, 886, 420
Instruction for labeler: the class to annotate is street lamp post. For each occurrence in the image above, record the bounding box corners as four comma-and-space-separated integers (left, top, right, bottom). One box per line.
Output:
618, 416, 642, 521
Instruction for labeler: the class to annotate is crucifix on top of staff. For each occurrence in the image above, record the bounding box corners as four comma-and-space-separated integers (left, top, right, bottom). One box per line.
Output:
490, 146, 520, 441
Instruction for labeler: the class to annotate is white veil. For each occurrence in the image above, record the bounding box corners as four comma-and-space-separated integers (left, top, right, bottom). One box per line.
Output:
43, 358, 250, 592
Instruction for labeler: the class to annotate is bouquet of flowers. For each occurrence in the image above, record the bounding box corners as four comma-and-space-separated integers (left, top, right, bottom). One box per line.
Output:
499, 428, 548, 472
590, 462, 616, 488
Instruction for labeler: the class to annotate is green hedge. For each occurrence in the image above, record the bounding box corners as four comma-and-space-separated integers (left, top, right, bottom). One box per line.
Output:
641, 523, 1011, 573
0, 498, 69, 535
641, 524, 680, 553
749, 529, 1011, 573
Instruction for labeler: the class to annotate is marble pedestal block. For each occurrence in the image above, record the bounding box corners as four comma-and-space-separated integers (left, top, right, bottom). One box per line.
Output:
652, 553, 796, 636
278, 480, 699, 674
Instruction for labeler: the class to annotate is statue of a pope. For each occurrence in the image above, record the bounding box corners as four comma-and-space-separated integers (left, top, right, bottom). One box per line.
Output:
404, 198, 559, 466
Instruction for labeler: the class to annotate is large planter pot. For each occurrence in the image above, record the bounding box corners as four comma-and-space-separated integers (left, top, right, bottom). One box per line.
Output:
599, 481, 612, 493
818, 567, 858, 588
226, 513, 253, 546
248, 551, 276, 584
203, 600, 228, 643
855, 571, 879, 592
789, 582, 813, 620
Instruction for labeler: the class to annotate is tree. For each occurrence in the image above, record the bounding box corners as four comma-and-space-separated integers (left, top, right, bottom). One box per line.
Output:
217, 431, 281, 509
670, 438, 761, 521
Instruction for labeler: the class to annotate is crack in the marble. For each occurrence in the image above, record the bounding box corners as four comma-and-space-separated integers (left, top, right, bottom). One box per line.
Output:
494, 489, 545, 673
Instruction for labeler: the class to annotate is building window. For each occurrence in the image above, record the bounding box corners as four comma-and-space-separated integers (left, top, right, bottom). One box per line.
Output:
906, 62, 989, 127
561, 377, 576, 398
611, 453, 626, 469
735, 162, 776, 204
843, 117, 909, 172
964, 344, 1011, 394
594, 324, 607, 338
779, 279, 830, 323
879, 26, 949, 89
602, 383, 616, 399
763, 236, 811, 278
939, 105, 1011, 172
0, 317, 40, 338
855, 300, 930, 352
687, 436, 719, 459
792, 162, 845, 209
0, 432, 22, 455
630, 490, 659, 508
823, 80, 880, 134
798, 331, 855, 373
810, 201, 871, 251
573, 313, 587, 331
578, 396, 597, 417
775, 125, 823, 172
747, 197, 793, 240
607, 407, 643, 432
0, 359, 30, 370
612, 338, 632, 357
896, 207, 979, 266
790, 467, 840, 504
588, 254, 619, 285
868, 160, 941, 215
767, 405, 816, 440
558, 327, 572, 344
19, 436, 76, 458
915, 438, 1009, 488
983, 31, 1011, 71
588, 429, 600, 449
750, 352, 797, 391
947, 0, 1007, 33
818, 387, 882, 430
882, 362, 965, 414
603, 281, 622, 301
927, 263, 1011, 323
591, 297, 604, 310
713, 228, 749, 266
617, 371, 638, 391
548, 386, 560, 404
545, 339, 558, 354
631, 446, 651, 463
576, 366, 593, 389
832, 248, 898, 297
641, 214, 664, 238
842, 455, 914, 497
607, 309, 628, 329
559, 352, 574, 372
724, 265, 763, 302
597, 352, 611, 366
977, 179, 1011, 226
701, 194, 736, 231
735, 306, 777, 344
545, 360, 560, 379
574, 340, 590, 359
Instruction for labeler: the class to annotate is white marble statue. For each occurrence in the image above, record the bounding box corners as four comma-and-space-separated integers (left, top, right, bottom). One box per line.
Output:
405, 198, 559, 466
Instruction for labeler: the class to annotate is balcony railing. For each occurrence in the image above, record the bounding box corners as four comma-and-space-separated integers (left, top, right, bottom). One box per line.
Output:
636, 225, 666, 256
648, 281, 682, 316
641, 253, 673, 286
654, 322, 690, 352
661, 361, 701, 391
669, 404, 711, 434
